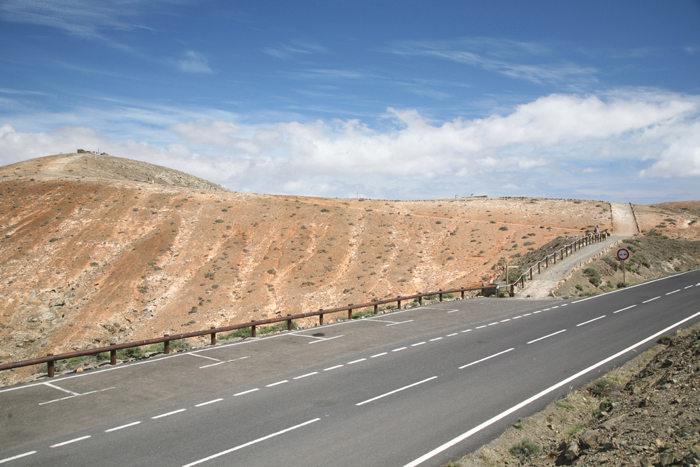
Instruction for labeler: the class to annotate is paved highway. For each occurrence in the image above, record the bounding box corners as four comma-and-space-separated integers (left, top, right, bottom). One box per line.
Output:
1, 269, 699, 466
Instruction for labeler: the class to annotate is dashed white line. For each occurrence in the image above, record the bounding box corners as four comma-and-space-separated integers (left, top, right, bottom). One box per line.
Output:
182, 418, 321, 467
475, 326, 487, 330
685, 285, 694, 289
560, 304, 568, 307
356, 376, 438, 406
294, 372, 318, 379
543, 308, 551, 311
643, 296, 661, 303
324, 365, 344, 371
459, 348, 514, 370
392, 347, 407, 352
411, 342, 426, 347
446, 310, 459, 314
461, 329, 472, 333
666, 289, 681, 295
266, 380, 288, 387
523, 313, 532, 316
488, 322, 498, 326
234, 388, 259, 397
429, 337, 443, 341
500, 319, 511, 323
228, 356, 250, 362
512, 316, 522, 320
105, 421, 141, 432
551, 306, 559, 309
199, 361, 226, 369
347, 358, 366, 365
576, 315, 606, 327
527, 329, 566, 344
533, 311, 542, 314
195, 398, 223, 407
50, 436, 91, 448
371, 352, 388, 358
613, 305, 637, 314
0, 452, 36, 464
152, 408, 186, 419
447, 333, 459, 337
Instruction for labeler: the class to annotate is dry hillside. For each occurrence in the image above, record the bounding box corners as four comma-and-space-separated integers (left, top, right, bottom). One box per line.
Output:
0, 153, 617, 385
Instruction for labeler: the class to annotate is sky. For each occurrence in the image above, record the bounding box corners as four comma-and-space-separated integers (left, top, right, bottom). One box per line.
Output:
0, 1, 699, 204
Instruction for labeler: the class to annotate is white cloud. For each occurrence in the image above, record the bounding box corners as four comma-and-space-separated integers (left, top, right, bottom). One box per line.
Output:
177, 51, 213, 73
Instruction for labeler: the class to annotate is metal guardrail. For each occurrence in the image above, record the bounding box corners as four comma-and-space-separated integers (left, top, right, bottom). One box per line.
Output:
0, 285, 496, 378
505, 232, 610, 295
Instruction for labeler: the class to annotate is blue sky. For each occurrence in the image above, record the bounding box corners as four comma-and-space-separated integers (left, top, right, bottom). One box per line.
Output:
1, 0, 699, 203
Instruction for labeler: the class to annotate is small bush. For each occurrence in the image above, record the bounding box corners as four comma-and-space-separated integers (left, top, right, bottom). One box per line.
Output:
583, 267, 601, 287
658, 335, 673, 345
499, 226, 509, 231
588, 378, 615, 397
509, 438, 540, 458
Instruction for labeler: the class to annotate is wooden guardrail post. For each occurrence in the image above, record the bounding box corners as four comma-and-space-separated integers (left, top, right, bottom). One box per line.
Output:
418, 294, 423, 305
164, 335, 170, 354
287, 315, 293, 331
397, 297, 402, 309
347, 305, 353, 320
110, 344, 117, 364
438, 290, 443, 302
47, 354, 54, 378
210, 327, 216, 346
251, 324, 257, 337
373, 303, 378, 314
319, 309, 324, 326
461, 289, 465, 299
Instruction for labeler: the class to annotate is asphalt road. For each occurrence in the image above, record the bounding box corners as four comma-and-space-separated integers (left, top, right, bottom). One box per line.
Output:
2, 269, 700, 466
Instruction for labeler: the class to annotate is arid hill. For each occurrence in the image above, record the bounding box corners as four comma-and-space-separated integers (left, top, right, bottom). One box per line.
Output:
0, 152, 674, 386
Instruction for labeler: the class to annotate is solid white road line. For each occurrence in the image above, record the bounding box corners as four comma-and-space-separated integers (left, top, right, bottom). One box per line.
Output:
613, 305, 637, 314
403, 309, 700, 467
182, 418, 321, 467
199, 361, 226, 369
234, 388, 259, 396
527, 329, 566, 345
105, 421, 141, 432
576, 316, 606, 327
643, 296, 661, 303
195, 399, 223, 407
0, 451, 36, 464
459, 348, 515, 370
356, 376, 438, 406
666, 289, 681, 295
294, 372, 318, 379
266, 380, 288, 387
324, 365, 343, 371
152, 409, 186, 419
347, 358, 366, 364
50, 435, 91, 448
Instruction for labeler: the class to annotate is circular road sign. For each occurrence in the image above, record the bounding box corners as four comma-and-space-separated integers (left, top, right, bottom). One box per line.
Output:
617, 248, 630, 261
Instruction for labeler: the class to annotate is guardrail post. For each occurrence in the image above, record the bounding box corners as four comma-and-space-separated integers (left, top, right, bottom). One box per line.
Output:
397, 297, 402, 309
439, 289, 443, 302
110, 344, 117, 364
553, 253, 556, 264
251, 325, 257, 337
545, 256, 548, 268
529, 268, 533, 280
347, 306, 353, 320
164, 335, 170, 354
47, 354, 54, 378
510, 283, 515, 296
319, 309, 324, 326
287, 315, 293, 331
373, 303, 378, 314
210, 327, 216, 346
461, 289, 465, 299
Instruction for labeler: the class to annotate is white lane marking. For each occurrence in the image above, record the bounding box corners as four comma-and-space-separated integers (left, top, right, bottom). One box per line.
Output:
266, 380, 288, 387
324, 365, 344, 371
614, 305, 637, 314
294, 372, 319, 379
188, 353, 221, 362
308, 335, 344, 344
347, 358, 366, 365
446, 310, 459, 314
50, 435, 91, 448
459, 348, 514, 370
392, 347, 407, 352
643, 296, 661, 303
429, 337, 443, 341
488, 322, 498, 326
39, 386, 114, 406
512, 316, 522, 320
685, 285, 694, 289
412, 342, 426, 347
576, 315, 606, 327
533, 311, 542, 314
356, 376, 438, 407
527, 329, 566, 345
199, 361, 226, 369
43, 382, 80, 396
461, 329, 472, 333
196, 399, 223, 407
552, 306, 559, 309
371, 352, 387, 358
105, 421, 141, 432
152, 409, 186, 419
403, 309, 700, 467
0, 452, 36, 464
228, 356, 250, 362
666, 289, 681, 295
523, 313, 532, 316
447, 333, 459, 337
543, 308, 551, 311
234, 388, 259, 396
182, 418, 321, 467
475, 325, 487, 329
386, 320, 414, 327
500, 319, 511, 323
560, 304, 568, 307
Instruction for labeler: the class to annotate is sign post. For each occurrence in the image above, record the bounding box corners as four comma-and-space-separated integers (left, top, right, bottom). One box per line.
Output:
617, 248, 630, 284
